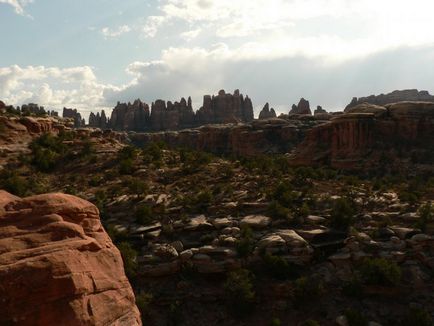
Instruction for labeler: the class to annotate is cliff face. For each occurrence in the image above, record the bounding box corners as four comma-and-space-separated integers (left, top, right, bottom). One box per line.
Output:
258, 103, 277, 120
0, 191, 141, 326
129, 119, 321, 156
345, 89, 434, 111
91, 90, 254, 132
290, 102, 434, 169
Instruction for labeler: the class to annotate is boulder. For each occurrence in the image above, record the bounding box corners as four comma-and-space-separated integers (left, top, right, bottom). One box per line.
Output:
240, 215, 271, 229
0, 191, 141, 326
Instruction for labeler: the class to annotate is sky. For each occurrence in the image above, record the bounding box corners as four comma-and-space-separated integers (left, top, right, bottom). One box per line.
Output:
1, 0, 434, 119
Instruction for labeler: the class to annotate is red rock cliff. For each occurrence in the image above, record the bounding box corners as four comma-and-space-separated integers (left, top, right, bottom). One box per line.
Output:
0, 191, 141, 326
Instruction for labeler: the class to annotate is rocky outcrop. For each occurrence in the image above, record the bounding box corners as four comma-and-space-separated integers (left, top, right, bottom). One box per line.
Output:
258, 103, 277, 120
345, 89, 434, 111
0, 191, 141, 326
110, 99, 150, 131
290, 98, 312, 115
290, 102, 434, 169
95, 90, 254, 132
89, 110, 108, 129
63, 108, 85, 128
130, 118, 323, 156
314, 106, 327, 115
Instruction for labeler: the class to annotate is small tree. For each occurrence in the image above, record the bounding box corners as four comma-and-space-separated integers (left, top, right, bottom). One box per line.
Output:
224, 269, 255, 316
416, 202, 433, 232
330, 197, 356, 230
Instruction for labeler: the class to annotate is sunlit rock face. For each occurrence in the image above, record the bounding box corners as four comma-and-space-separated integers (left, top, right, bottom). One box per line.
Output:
0, 191, 142, 326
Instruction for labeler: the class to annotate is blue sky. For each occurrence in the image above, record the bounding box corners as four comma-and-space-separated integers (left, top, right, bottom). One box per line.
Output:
1, 0, 434, 118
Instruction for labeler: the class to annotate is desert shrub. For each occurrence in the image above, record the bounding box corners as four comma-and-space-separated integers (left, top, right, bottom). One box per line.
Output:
342, 276, 364, 298
416, 202, 433, 232
119, 158, 135, 175
188, 189, 213, 213
180, 149, 213, 173
127, 178, 148, 198
143, 142, 163, 164
0, 171, 28, 196
135, 204, 153, 225
270, 318, 281, 326
267, 200, 291, 220
293, 277, 324, 306
359, 258, 401, 286
263, 254, 298, 280
344, 309, 368, 326
117, 242, 138, 279
224, 269, 255, 316
136, 292, 153, 318
30, 133, 70, 171
329, 197, 356, 230
118, 145, 137, 160
88, 175, 103, 187
80, 139, 95, 157
106, 224, 128, 243
236, 226, 255, 257
300, 320, 320, 326
401, 307, 433, 326
399, 191, 419, 205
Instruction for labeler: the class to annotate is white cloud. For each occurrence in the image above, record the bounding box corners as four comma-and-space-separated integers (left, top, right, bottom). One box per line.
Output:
101, 25, 131, 39
0, 65, 117, 113
0, 0, 33, 15
180, 28, 201, 41
142, 16, 167, 38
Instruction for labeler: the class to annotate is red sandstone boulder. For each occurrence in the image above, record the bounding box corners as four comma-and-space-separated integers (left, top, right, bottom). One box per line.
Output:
0, 191, 141, 326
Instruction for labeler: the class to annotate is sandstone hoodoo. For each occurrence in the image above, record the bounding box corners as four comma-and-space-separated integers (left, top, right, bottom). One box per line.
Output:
258, 103, 277, 119
345, 89, 434, 111
63, 107, 85, 128
290, 98, 312, 115
0, 191, 141, 326
90, 89, 254, 132
290, 101, 434, 169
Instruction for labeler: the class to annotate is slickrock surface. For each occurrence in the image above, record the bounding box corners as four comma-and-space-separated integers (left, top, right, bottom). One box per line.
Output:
0, 191, 141, 326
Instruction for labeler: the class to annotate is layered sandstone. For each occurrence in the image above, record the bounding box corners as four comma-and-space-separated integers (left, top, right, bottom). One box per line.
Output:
0, 191, 141, 326
130, 118, 320, 156
345, 89, 434, 111
290, 102, 434, 169
93, 90, 254, 132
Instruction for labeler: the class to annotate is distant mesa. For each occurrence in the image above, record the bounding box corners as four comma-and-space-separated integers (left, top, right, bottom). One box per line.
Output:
345, 89, 434, 111
88, 89, 254, 132
258, 103, 277, 120
290, 98, 312, 115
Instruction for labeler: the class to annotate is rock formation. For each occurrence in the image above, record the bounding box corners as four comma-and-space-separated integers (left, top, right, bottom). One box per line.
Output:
63, 107, 85, 128
110, 99, 150, 131
290, 98, 312, 115
89, 110, 108, 129
0, 191, 141, 326
345, 89, 434, 111
258, 103, 277, 120
314, 106, 327, 115
130, 118, 322, 157
290, 102, 434, 169
93, 90, 254, 132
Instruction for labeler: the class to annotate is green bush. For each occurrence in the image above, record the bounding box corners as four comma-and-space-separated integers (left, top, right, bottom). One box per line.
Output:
224, 269, 255, 316
143, 142, 163, 164
236, 227, 255, 257
136, 292, 153, 318
342, 276, 364, 298
416, 202, 433, 232
0, 171, 28, 196
293, 277, 324, 306
300, 320, 320, 326
117, 242, 138, 279
263, 254, 298, 280
135, 204, 153, 225
119, 158, 135, 175
401, 307, 433, 326
267, 200, 291, 220
270, 318, 281, 326
330, 197, 356, 230
359, 258, 401, 286
30, 133, 70, 171
344, 308, 368, 326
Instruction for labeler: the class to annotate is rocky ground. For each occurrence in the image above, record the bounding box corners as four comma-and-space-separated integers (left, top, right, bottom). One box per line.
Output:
1, 115, 433, 325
